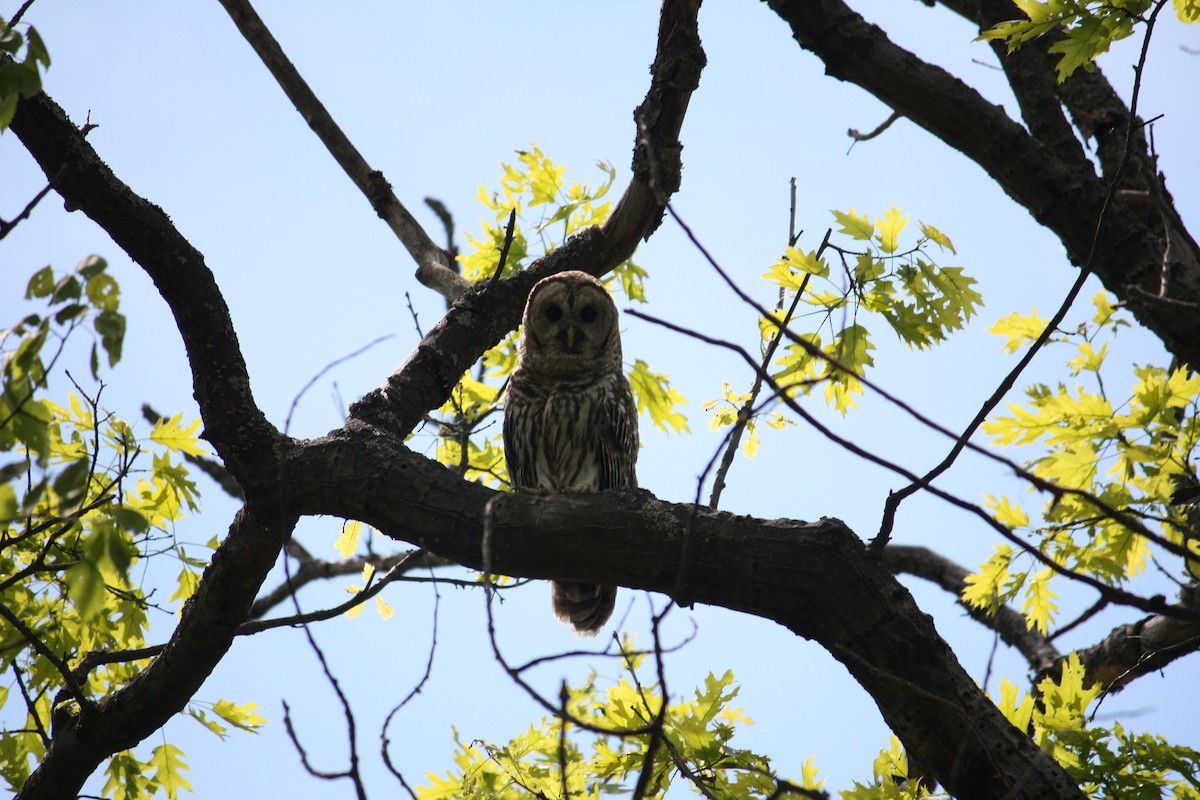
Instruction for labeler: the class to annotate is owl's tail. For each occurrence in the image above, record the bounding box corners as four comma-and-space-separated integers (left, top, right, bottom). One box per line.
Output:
551, 581, 616, 636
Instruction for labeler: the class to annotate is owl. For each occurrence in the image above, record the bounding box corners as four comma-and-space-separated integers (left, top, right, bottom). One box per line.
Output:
503, 270, 639, 636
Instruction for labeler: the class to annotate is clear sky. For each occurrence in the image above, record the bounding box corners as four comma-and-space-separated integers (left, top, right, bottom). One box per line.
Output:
3, 2, 1198, 797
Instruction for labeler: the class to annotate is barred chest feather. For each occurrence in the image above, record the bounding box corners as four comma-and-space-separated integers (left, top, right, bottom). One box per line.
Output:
510, 371, 624, 492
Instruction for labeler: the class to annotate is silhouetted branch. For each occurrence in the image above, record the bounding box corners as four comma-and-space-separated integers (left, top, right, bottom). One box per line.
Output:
214, 0, 466, 301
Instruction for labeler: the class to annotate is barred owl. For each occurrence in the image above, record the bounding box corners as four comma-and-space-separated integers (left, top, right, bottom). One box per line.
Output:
503, 270, 639, 636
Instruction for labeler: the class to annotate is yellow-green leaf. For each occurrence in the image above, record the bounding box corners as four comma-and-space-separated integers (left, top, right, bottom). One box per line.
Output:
149, 413, 208, 457
169, 567, 201, 610
147, 744, 192, 800
376, 595, 395, 620
875, 205, 909, 254
629, 359, 689, 433
919, 221, 956, 254
831, 207, 874, 241
988, 309, 1049, 353
212, 699, 266, 733
335, 519, 362, 558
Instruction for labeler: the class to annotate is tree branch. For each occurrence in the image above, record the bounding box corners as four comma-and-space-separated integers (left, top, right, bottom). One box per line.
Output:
765, 0, 1200, 369
214, 0, 467, 301
347, 0, 706, 442
282, 432, 1085, 799
10, 92, 283, 486
883, 544, 1061, 675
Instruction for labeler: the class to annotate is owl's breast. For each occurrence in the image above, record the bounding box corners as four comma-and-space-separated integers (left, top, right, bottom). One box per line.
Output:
532, 387, 602, 491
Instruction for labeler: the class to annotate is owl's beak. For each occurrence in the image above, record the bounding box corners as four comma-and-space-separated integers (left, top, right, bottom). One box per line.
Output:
564, 325, 577, 350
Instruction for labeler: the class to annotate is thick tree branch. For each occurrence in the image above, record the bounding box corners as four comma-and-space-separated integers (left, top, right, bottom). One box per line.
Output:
764, 0, 1200, 368
348, 0, 705, 442
605, 0, 706, 253
886, 545, 1200, 698
284, 434, 1085, 799
215, 0, 467, 301
884, 544, 1061, 675
9, 92, 283, 487
1074, 582, 1200, 693
19, 500, 297, 800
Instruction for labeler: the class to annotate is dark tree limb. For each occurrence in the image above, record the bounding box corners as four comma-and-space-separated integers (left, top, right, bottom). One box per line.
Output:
1074, 582, 1200, 693
281, 436, 1086, 799
764, 0, 1200, 369
10, 93, 283, 487
884, 544, 1061, 675
18, 499, 297, 800
214, 0, 467, 302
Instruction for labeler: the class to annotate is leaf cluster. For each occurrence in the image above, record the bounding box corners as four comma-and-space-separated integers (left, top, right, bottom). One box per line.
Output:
966, 294, 1200, 635
710, 205, 978, 457
415, 643, 823, 799
979, 0, 1200, 82
1, 261, 261, 798
0, 20, 50, 129
992, 655, 1200, 799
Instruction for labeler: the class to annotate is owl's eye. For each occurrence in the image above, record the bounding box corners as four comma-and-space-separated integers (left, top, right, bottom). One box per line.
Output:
578, 305, 598, 324
544, 304, 564, 322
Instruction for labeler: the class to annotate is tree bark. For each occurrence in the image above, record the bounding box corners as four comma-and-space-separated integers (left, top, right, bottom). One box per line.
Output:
764, 0, 1200, 369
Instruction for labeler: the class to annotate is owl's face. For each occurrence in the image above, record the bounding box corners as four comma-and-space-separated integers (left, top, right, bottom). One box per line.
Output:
520, 271, 621, 372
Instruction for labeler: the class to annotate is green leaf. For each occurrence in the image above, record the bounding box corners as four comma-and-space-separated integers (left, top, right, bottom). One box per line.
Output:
962, 544, 1013, 611
918, 221, 956, 254
147, 744, 192, 800
1176, 0, 1200, 22
170, 567, 201, 609
187, 707, 230, 740
52, 458, 90, 508
85, 272, 120, 313
832, 207, 874, 241
875, 205, 909, 254
629, 359, 689, 433
94, 309, 126, 367
25, 266, 55, 299
988, 309, 1050, 353
25, 26, 50, 68
51, 275, 81, 304
149, 413, 208, 456
212, 699, 266, 733
66, 559, 106, 620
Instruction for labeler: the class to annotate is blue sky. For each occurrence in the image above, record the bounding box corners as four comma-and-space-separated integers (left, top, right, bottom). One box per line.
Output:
3, 2, 1198, 796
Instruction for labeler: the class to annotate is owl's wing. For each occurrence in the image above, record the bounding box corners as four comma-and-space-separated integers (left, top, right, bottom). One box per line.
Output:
503, 379, 541, 490
596, 373, 639, 491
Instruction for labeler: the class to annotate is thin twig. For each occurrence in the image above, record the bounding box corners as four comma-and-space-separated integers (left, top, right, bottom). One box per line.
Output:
11, 661, 49, 745
284, 334, 396, 436
0, 602, 91, 710
0, 171, 61, 240
381, 566, 441, 800
279, 541, 369, 800
846, 109, 902, 151
489, 209, 518, 287
6, 0, 36, 27
708, 225, 831, 508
